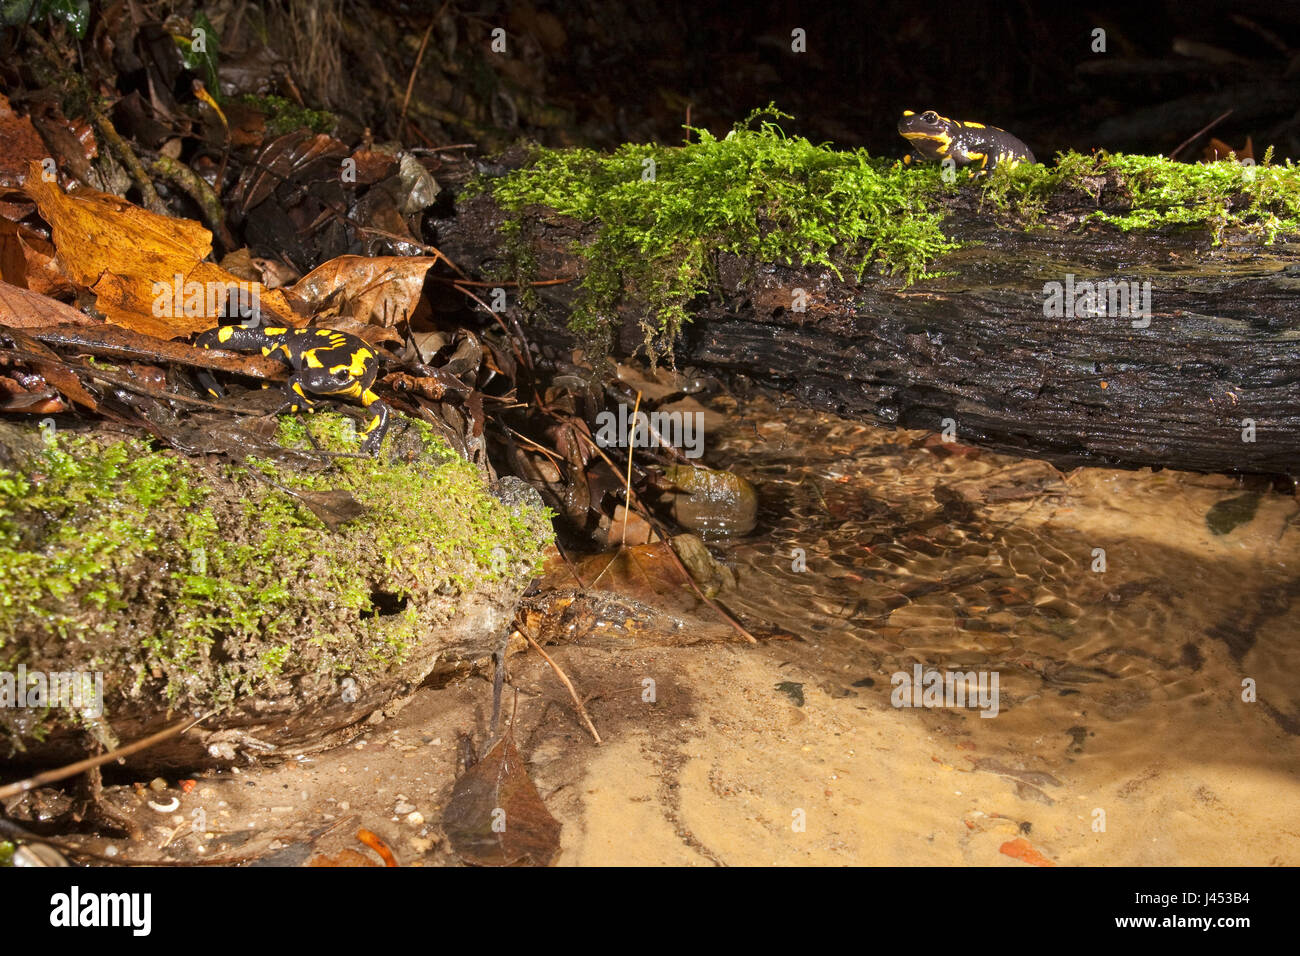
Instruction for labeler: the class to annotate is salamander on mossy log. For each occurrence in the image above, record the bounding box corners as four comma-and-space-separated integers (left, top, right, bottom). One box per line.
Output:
898, 109, 1035, 174
194, 325, 389, 454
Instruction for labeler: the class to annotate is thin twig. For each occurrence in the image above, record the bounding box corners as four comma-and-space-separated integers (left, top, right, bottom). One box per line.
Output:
518, 624, 601, 744
149, 153, 236, 249
621, 389, 642, 549
400, 3, 447, 131
1169, 109, 1234, 160
0, 711, 214, 801
452, 281, 534, 370
448, 277, 574, 288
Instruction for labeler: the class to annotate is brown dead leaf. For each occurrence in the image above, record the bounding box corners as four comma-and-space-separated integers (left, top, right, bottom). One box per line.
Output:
310, 313, 404, 347
285, 487, 367, 529
290, 255, 443, 328
28, 99, 98, 186
237, 132, 350, 215
442, 729, 562, 866
349, 148, 399, 185
0, 280, 94, 327
23, 162, 295, 338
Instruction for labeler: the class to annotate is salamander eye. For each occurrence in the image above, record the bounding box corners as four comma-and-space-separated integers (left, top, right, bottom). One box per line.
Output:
921, 111, 939, 124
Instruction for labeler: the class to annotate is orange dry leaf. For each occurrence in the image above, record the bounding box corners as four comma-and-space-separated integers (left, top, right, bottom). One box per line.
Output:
1203, 136, 1254, 163
22, 161, 295, 339
999, 837, 1056, 867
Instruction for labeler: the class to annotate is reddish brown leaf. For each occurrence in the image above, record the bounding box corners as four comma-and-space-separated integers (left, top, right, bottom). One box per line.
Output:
236, 132, 350, 215
0, 280, 94, 327
0, 320, 98, 411
0, 220, 73, 295
442, 731, 562, 866
0, 374, 64, 412
0, 92, 49, 191
290, 255, 444, 328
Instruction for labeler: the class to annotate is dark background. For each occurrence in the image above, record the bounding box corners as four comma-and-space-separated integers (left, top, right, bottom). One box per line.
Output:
483, 0, 1300, 161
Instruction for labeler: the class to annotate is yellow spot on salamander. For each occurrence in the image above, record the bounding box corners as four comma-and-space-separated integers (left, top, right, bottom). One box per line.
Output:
329, 348, 375, 378
304, 350, 325, 368
321, 380, 364, 399
217, 326, 235, 343
263, 327, 288, 336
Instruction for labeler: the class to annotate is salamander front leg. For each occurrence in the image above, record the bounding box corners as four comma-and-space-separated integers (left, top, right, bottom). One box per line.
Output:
359, 390, 389, 456
273, 373, 323, 415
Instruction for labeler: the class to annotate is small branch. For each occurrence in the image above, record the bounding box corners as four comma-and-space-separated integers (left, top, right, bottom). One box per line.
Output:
0, 712, 213, 801
518, 624, 601, 744
621, 389, 642, 548
1168, 109, 1234, 160
92, 102, 167, 215
400, 3, 446, 131
149, 154, 236, 250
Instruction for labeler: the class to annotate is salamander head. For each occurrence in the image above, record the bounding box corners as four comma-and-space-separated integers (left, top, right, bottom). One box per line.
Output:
898, 109, 957, 161
898, 109, 951, 138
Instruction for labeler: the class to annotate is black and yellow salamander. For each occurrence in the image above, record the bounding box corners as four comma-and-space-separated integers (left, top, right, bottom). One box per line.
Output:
195, 325, 390, 454
898, 109, 1035, 174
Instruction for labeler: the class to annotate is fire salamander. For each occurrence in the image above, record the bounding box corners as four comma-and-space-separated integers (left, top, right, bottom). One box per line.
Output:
898, 110, 1035, 174
195, 325, 389, 454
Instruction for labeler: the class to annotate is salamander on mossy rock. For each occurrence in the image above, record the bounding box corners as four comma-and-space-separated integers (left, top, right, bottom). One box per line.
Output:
194, 325, 390, 454
898, 109, 1035, 174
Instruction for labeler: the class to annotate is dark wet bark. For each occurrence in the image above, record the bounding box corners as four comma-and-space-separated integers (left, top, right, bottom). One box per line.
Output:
446, 192, 1300, 475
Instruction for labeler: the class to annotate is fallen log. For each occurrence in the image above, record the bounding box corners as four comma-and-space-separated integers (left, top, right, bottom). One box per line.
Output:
445, 180, 1300, 476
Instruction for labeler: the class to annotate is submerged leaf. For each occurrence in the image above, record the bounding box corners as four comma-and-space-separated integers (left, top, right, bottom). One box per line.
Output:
442, 731, 561, 866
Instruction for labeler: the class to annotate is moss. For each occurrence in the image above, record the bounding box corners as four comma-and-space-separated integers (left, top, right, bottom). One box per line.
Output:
479, 106, 956, 358
980, 147, 1300, 242
237, 93, 337, 136
0, 414, 552, 746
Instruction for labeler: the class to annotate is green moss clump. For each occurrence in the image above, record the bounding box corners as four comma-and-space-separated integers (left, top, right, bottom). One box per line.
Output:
981, 147, 1300, 242
238, 94, 337, 136
0, 416, 552, 734
482, 107, 956, 357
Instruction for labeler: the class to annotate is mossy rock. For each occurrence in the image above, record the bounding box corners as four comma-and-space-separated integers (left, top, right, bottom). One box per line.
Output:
0, 414, 552, 769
